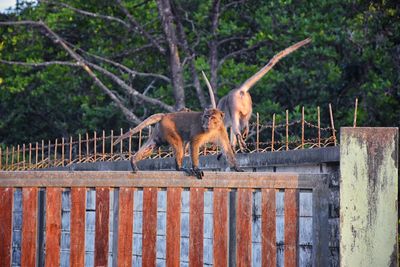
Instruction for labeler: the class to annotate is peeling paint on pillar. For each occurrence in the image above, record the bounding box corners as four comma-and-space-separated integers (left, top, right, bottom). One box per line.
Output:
340, 127, 398, 267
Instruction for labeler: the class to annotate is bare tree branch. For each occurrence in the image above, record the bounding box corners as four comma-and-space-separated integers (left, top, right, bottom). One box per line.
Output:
41, 0, 130, 28
86, 62, 174, 112
0, 20, 172, 124
218, 40, 270, 69
65, 40, 171, 82
115, 0, 166, 54
0, 59, 80, 67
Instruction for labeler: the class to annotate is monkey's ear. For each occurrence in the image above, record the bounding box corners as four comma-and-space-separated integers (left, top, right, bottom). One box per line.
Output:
220, 111, 225, 119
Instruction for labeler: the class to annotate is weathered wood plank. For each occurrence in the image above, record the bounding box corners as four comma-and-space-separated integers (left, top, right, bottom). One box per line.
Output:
117, 187, 134, 267
236, 189, 252, 266
142, 187, 158, 267
94, 187, 110, 267
45, 188, 62, 267
340, 127, 398, 267
189, 187, 204, 266
166, 187, 182, 266
0, 171, 325, 189
70, 187, 86, 267
284, 189, 298, 267
213, 188, 229, 267
21, 187, 38, 267
0, 188, 13, 267
262, 188, 276, 266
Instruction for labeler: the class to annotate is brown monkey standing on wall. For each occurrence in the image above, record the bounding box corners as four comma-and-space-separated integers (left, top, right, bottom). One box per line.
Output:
203, 38, 312, 151
114, 88, 243, 179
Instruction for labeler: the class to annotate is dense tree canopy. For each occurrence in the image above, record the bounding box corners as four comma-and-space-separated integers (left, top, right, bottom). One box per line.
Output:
0, 0, 399, 145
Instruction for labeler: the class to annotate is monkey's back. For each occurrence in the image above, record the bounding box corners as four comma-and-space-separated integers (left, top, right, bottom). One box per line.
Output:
155, 111, 204, 143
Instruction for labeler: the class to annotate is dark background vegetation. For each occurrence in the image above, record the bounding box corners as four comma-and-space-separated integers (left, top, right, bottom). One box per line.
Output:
0, 0, 399, 146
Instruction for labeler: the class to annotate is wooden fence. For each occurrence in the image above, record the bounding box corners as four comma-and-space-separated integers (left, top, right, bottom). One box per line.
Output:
0, 103, 346, 171
0, 171, 329, 267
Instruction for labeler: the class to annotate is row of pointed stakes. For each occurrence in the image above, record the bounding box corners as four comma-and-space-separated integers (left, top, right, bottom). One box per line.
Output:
0, 99, 359, 171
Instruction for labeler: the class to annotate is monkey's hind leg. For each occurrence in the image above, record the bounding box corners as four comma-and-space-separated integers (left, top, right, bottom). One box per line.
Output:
130, 139, 157, 173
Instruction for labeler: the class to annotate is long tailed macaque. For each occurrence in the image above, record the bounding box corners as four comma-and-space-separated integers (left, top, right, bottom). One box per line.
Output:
203, 38, 312, 151
114, 108, 243, 178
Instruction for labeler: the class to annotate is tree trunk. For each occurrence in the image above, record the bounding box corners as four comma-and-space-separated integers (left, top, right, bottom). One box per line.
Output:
156, 0, 186, 111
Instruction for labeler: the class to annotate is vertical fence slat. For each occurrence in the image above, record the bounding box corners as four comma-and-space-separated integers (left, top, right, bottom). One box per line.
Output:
166, 187, 182, 266
94, 187, 110, 267
262, 188, 276, 266
284, 189, 298, 267
117, 187, 134, 267
190, 188, 204, 266
45, 188, 62, 267
21, 187, 38, 267
0, 188, 13, 267
213, 188, 229, 267
142, 188, 158, 267
317, 106, 321, 148
70, 187, 86, 266
236, 189, 252, 266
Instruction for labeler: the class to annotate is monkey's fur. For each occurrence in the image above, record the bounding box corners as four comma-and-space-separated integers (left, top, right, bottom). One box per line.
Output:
114, 108, 243, 178
205, 38, 312, 151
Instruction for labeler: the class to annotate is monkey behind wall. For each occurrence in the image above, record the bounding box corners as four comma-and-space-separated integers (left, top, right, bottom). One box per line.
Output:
205, 38, 312, 151
114, 108, 243, 178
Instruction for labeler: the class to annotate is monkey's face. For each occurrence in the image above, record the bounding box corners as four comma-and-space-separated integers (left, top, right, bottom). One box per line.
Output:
202, 108, 225, 131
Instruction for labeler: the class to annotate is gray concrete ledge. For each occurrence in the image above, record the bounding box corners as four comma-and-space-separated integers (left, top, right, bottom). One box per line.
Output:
45, 146, 339, 172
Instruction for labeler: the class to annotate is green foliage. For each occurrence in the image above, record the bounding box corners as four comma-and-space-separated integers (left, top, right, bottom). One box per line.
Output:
0, 0, 398, 146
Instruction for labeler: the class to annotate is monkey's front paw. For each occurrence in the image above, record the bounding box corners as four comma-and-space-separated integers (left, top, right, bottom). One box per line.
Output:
233, 166, 245, 172
191, 167, 204, 179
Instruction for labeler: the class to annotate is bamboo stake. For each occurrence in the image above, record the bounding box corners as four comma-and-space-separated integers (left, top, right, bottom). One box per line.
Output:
128, 128, 132, 158
94, 131, 97, 161
120, 128, 123, 155
86, 133, 89, 160
78, 134, 82, 161
61, 138, 65, 166
102, 130, 105, 160
69, 136, 73, 164
54, 139, 58, 167
139, 129, 142, 149
317, 106, 321, 148
110, 130, 114, 157
271, 114, 275, 152
353, 98, 358, 127
48, 140, 51, 168
0, 147, 2, 170
286, 110, 289, 151
35, 142, 38, 169
329, 103, 337, 146
17, 145, 20, 170
29, 143, 32, 169
41, 140, 45, 164
301, 106, 305, 149
5, 147, 9, 170
256, 112, 260, 152
12, 146, 15, 170
22, 144, 25, 170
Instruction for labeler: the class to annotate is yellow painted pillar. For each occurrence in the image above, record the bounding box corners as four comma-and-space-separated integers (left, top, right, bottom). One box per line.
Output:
340, 127, 398, 266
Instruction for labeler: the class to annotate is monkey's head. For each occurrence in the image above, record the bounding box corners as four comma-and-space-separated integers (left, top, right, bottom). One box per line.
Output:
201, 108, 225, 131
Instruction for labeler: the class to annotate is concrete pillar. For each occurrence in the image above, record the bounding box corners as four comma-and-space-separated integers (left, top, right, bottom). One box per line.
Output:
340, 127, 398, 267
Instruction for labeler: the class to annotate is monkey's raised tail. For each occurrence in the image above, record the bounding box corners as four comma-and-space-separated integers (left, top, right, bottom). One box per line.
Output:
113, 113, 165, 145
239, 37, 312, 92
